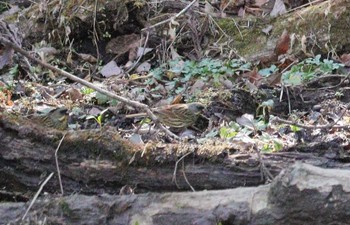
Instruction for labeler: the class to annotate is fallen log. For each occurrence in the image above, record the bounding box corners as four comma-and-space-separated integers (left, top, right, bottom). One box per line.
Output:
1, 163, 350, 225
0, 112, 346, 199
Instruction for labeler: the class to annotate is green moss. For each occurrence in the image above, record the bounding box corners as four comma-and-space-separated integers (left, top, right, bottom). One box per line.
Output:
212, 2, 350, 59
59, 200, 73, 216
214, 17, 275, 57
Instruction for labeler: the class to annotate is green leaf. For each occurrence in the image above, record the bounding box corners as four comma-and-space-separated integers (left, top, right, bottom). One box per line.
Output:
95, 92, 110, 105
81, 87, 95, 95
219, 127, 238, 139
290, 125, 301, 132
259, 65, 277, 76
274, 140, 283, 151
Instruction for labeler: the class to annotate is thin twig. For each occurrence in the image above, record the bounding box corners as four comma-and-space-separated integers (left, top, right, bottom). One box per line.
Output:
273, 110, 349, 130
252, 146, 274, 181
172, 151, 193, 188
286, 0, 327, 14
305, 74, 350, 91
22, 172, 54, 220
92, 0, 101, 65
141, 0, 198, 32
182, 159, 195, 192
55, 133, 66, 196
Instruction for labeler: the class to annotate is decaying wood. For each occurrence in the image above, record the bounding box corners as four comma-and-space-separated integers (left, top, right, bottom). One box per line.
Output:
2, 163, 350, 225
0, 111, 348, 200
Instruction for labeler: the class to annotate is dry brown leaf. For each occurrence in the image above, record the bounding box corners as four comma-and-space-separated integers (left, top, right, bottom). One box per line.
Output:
265, 72, 282, 86
340, 53, 350, 67
241, 69, 263, 86
78, 53, 97, 63
63, 88, 83, 102
274, 29, 290, 56
171, 95, 183, 104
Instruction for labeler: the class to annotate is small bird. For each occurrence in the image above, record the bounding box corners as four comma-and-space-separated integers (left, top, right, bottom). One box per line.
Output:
125, 102, 205, 128
34, 107, 69, 130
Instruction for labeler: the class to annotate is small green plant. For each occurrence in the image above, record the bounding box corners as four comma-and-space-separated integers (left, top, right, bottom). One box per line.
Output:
283, 55, 344, 85
9, 64, 19, 77
86, 108, 109, 128
148, 58, 251, 91
81, 87, 95, 95
260, 133, 283, 152
290, 124, 301, 132
335, 91, 344, 98
259, 64, 278, 76
256, 99, 274, 122
219, 121, 240, 139
59, 200, 72, 216
95, 92, 111, 105
87, 114, 103, 128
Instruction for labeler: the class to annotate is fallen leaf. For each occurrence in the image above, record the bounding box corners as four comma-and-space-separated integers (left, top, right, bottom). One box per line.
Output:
100, 61, 123, 77
262, 25, 273, 35
270, 0, 287, 17
236, 114, 255, 130
274, 29, 290, 56
265, 72, 282, 86
241, 69, 263, 86
0, 46, 14, 69
254, 0, 270, 7
137, 47, 153, 57
136, 61, 151, 73
63, 87, 83, 101
171, 95, 183, 104
340, 53, 350, 66
78, 53, 97, 63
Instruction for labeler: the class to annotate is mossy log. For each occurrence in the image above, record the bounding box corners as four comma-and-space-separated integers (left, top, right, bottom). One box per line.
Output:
0, 111, 347, 200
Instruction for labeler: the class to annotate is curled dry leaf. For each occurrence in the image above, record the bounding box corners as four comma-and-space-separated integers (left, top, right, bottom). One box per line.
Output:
241, 69, 263, 87
171, 95, 183, 105
62, 87, 83, 102
340, 53, 350, 67
274, 29, 290, 56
